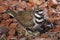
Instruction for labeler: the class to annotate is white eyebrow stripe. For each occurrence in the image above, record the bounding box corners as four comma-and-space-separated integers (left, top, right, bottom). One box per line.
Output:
38, 11, 43, 14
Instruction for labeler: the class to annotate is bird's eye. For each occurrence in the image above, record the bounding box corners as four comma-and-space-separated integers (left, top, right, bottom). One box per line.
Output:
39, 10, 43, 11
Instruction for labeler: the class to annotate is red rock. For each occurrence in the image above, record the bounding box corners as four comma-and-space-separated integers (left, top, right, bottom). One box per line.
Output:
2, 13, 10, 20
9, 23, 17, 29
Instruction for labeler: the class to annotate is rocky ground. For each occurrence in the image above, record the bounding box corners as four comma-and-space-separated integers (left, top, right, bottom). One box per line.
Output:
0, 0, 60, 40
